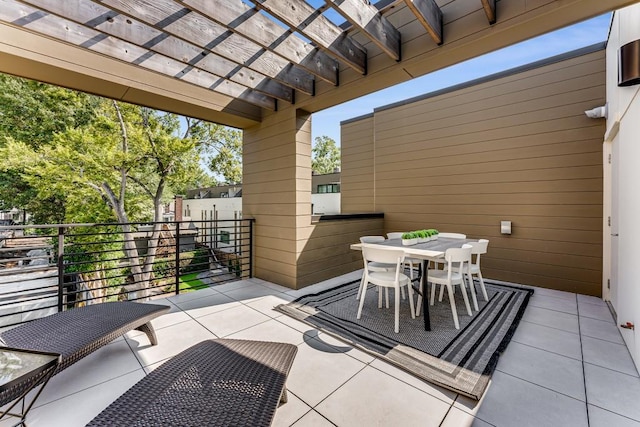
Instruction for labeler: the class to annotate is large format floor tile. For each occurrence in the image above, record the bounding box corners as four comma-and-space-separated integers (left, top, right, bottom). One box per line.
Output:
36, 339, 142, 406
226, 318, 307, 345
589, 405, 640, 427
286, 340, 367, 407
126, 318, 215, 366
579, 303, 615, 323
194, 303, 272, 337
512, 321, 583, 360
585, 363, 640, 422
522, 305, 579, 334
528, 294, 578, 314
582, 336, 639, 377
496, 341, 586, 401
315, 366, 451, 427
29, 370, 146, 427
580, 316, 625, 344
475, 371, 588, 427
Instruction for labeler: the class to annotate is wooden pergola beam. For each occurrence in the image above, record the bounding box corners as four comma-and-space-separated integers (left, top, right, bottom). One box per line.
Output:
252, 0, 367, 75
481, 0, 496, 25
327, 0, 401, 61
96, 0, 311, 97
18, 0, 295, 103
404, 0, 443, 46
3, 0, 276, 110
180, 0, 339, 86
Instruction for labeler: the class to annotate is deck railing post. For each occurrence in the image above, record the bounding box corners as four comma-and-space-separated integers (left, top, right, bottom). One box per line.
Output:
249, 219, 254, 278
175, 221, 180, 295
56, 226, 65, 312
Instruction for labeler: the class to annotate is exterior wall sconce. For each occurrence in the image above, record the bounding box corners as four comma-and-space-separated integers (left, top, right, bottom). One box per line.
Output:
619, 39, 640, 87
501, 221, 511, 235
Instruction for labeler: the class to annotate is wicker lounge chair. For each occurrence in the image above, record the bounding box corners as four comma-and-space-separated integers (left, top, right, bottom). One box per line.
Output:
86, 339, 298, 427
0, 301, 170, 375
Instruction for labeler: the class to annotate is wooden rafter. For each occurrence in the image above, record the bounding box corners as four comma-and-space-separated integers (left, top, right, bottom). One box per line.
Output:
180, 0, 339, 86
99, 0, 314, 96
2, 0, 276, 109
327, 0, 401, 61
481, 0, 496, 25
404, 0, 443, 46
18, 0, 295, 103
252, 0, 368, 75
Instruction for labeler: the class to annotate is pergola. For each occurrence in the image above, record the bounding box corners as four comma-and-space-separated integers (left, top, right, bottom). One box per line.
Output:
0, 0, 636, 288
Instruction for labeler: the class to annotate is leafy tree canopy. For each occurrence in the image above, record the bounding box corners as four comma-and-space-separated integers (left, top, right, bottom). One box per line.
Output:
312, 135, 340, 175
0, 74, 242, 223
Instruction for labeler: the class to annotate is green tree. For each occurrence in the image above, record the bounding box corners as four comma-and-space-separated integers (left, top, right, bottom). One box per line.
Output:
186, 120, 242, 184
0, 75, 98, 223
1, 97, 204, 298
312, 135, 340, 174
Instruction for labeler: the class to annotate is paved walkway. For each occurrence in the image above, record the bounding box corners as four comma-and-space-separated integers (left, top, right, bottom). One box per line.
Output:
6, 271, 639, 426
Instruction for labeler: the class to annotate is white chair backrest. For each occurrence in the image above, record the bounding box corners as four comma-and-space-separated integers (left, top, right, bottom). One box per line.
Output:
361, 244, 405, 266
360, 235, 385, 243
445, 245, 472, 263
438, 232, 467, 239
468, 240, 489, 255
386, 232, 404, 239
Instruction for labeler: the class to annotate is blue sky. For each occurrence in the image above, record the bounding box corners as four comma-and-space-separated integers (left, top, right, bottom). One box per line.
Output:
310, 13, 612, 146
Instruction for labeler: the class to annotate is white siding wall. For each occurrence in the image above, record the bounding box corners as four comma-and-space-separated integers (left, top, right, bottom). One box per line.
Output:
605, 3, 640, 369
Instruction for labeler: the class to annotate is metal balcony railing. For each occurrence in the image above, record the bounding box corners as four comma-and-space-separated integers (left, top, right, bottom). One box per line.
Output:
0, 219, 254, 328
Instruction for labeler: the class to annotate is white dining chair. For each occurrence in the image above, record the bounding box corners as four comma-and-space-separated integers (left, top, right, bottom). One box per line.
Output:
432, 233, 467, 270
357, 244, 415, 333
356, 236, 396, 301
464, 239, 489, 302
416, 245, 473, 329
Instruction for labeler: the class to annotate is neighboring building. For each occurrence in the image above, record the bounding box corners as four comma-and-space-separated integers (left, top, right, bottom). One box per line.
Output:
186, 185, 242, 199
182, 172, 341, 221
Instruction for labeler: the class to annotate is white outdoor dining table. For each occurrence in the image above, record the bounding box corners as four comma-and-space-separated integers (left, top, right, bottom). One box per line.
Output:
350, 237, 477, 331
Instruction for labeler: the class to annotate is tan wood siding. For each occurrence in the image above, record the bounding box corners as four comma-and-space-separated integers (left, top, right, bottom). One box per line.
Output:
341, 117, 375, 213
296, 218, 384, 287
244, 108, 313, 288
341, 49, 606, 295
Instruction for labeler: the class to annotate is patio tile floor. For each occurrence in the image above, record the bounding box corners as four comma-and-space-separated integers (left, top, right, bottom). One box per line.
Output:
5, 271, 640, 427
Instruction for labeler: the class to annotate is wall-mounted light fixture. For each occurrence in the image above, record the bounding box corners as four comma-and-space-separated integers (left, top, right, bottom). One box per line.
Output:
585, 105, 607, 119
619, 39, 640, 87
500, 221, 511, 235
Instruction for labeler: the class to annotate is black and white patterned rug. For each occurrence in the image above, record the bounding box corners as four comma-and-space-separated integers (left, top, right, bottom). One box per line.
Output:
276, 279, 533, 400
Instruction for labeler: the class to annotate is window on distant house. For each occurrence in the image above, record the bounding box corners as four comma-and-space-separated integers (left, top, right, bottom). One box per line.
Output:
220, 192, 228, 198
220, 230, 230, 244
317, 184, 340, 193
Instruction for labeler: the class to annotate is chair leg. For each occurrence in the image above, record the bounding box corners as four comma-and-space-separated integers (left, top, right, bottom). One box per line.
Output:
407, 283, 416, 319
459, 280, 473, 316
356, 273, 365, 300
416, 277, 424, 316
446, 284, 460, 329
430, 280, 437, 306
378, 286, 383, 308
478, 271, 488, 301
394, 286, 400, 333
385, 288, 390, 309
438, 283, 445, 302
357, 281, 368, 319
467, 273, 479, 312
